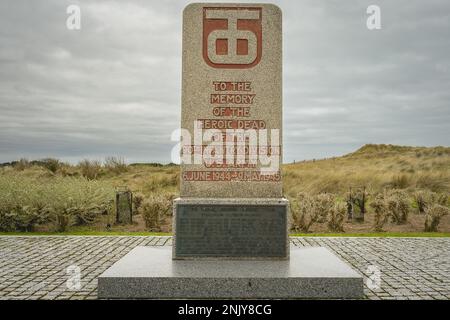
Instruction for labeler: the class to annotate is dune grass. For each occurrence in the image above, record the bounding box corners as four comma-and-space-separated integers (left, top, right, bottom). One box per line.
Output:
283, 144, 450, 197
1, 144, 449, 234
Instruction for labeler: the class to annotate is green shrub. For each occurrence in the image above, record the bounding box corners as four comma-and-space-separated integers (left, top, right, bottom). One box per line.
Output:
314, 193, 335, 223
50, 178, 113, 229
104, 156, 128, 174
0, 175, 51, 231
290, 193, 316, 233
370, 193, 389, 232
290, 192, 336, 232
413, 190, 448, 214
54, 210, 73, 232
78, 159, 102, 180
327, 202, 346, 232
424, 204, 450, 232
0, 173, 114, 232
132, 192, 145, 213
413, 190, 429, 214
140, 194, 172, 231
40, 158, 62, 174
370, 190, 411, 230
13, 158, 30, 171
0, 206, 48, 232
424, 204, 449, 232
385, 189, 409, 224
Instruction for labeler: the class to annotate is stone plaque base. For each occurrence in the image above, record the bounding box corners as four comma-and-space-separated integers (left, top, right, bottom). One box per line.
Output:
172, 198, 289, 260
98, 246, 364, 299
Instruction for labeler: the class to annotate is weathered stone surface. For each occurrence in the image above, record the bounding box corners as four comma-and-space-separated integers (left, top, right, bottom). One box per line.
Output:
180, 3, 283, 198
173, 2, 288, 260
172, 198, 289, 259
98, 246, 364, 299
115, 190, 132, 224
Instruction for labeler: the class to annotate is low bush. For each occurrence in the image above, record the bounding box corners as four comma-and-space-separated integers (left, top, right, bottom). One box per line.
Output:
424, 204, 449, 232
290, 193, 317, 233
140, 194, 172, 231
104, 156, 128, 174
370, 193, 389, 232
413, 190, 448, 214
290, 192, 336, 232
132, 192, 145, 213
78, 159, 102, 180
0, 173, 114, 232
314, 193, 335, 223
40, 158, 62, 174
327, 202, 346, 232
385, 189, 409, 224
13, 158, 31, 171
413, 190, 429, 214
369, 189, 411, 230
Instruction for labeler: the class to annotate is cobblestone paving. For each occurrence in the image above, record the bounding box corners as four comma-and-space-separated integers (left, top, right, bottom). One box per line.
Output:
0, 236, 449, 300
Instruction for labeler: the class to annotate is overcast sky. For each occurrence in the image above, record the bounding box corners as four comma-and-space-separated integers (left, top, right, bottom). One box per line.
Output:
1, 0, 449, 164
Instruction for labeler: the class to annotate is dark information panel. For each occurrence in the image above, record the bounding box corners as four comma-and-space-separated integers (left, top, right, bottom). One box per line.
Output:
174, 204, 287, 258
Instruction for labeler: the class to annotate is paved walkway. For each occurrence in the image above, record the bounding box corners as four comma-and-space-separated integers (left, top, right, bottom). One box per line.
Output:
0, 236, 449, 300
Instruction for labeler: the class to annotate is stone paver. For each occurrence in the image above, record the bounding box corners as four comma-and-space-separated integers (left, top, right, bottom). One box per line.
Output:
0, 236, 449, 300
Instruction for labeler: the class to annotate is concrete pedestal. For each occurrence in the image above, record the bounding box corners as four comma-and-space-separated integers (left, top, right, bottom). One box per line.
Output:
98, 246, 364, 299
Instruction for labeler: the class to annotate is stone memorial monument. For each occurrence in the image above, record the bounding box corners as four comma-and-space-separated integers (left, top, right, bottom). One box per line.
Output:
174, 3, 287, 259
98, 3, 363, 299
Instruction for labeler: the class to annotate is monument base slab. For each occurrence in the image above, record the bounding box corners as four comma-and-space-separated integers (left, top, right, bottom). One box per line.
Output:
98, 246, 364, 299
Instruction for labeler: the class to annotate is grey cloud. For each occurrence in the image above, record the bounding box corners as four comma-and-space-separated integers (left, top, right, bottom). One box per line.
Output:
0, 0, 449, 163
